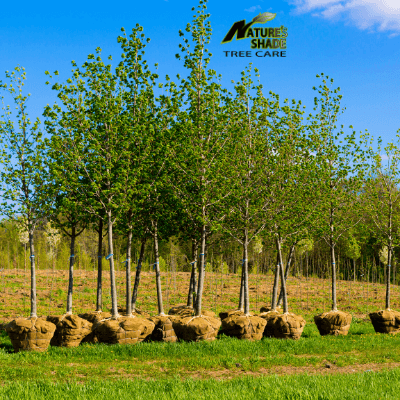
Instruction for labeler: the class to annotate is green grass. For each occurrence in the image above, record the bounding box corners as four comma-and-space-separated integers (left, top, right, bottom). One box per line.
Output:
1, 371, 400, 399
2, 321, 400, 398
1, 321, 400, 381
2, 268, 400, 398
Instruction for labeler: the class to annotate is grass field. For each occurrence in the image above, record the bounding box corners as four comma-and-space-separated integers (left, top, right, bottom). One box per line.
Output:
1, 269, 400, 399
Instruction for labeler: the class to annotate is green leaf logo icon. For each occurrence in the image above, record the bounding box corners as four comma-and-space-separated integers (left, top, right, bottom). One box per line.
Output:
252, 12, 277, 24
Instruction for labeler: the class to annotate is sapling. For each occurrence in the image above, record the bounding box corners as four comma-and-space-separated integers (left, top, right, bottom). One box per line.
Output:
0, 66, 56, 352
364, 136, 400, 333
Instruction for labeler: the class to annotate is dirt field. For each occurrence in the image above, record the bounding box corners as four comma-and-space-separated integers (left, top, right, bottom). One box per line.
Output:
0, 267, 396, 323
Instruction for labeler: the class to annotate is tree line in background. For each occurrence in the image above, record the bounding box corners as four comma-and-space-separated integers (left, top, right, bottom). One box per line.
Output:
1, 0, 400, 349
0, 218, 397, 286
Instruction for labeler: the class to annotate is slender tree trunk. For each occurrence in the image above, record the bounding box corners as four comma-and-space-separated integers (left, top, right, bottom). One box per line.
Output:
187, 239, 198, 307
66, 225, 76, 314
153, 221, 164, 315
192, 263, 198, 307
277, 244, 295, 307
386, 248, 392, 310
96, 218, 103, 312
131, 238, 146, 311
276, 236, 288, 313
386, 200, 393, 310
125, 225, 133, 316
107, 211, 118, 319
243, 227, 250, 315
353, 258, 356, 282
330, 201, 337, 311
24, 243, 26, 271
28, 228, 37, 318
238, 266, 245, 311
330, 239, 337, 311
195, 223, 207, 316
270, 253, 280, 311
187, 267, 194, 307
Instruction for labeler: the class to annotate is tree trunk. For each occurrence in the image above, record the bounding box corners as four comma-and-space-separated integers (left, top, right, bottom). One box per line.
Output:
153, 221, 165, 315
96, 218, 103, 312
386, 199, 393, 310
28, 228, 37, 318
353, 258, 356, 282
131, 238, 146, 311
243, 227, 250, 315
195, 224, 207, 316
386, 248, 392, 310
270, 253, 280, 311
125, 225, 133, 316
107, 211, 118, 319
276, 236, 288, 313
330, 200, 337, 311
66, 225, 76, 314
277, 244, 295, 307
187, 238, 198, 307
330, 239, 337, 311
238, 266, 245, 312
24, 243, 26, 271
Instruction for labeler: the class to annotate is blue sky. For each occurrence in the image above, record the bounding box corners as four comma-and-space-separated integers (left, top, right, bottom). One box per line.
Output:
1, 0, 399, 147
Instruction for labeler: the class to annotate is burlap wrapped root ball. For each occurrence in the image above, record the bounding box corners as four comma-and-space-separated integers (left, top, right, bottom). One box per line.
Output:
220, 312, 267, 340
173, 315, 221, 342
79, 312, 112, 344
117, 307, 150, 318
149, 315, 178, 342
168, 305, 194, 318
95, 316, 155, 345
259, 306, 282, 314
169, 305, 216, 318
269, 312, 306, 340
314, 310, 352, 336
369, 310, 400, 334
5, 317, 56, 353
258, 310, 281, 338
219, 309, 244, 321
47, 314, 93, 347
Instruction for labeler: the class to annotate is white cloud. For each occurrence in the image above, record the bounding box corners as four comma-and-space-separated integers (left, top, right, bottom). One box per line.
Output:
288, 0, 400, 36
245, 5, 262, 12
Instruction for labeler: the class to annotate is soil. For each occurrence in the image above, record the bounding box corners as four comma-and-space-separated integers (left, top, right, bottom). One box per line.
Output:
101, 361, 400, 381
0, 269, 394, 325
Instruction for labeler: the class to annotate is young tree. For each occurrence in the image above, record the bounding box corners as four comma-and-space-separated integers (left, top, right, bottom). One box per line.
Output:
44, 49, 133, 320
0, 67, 53, 318
115, 25, 163, 317
0, 66, 56, 351
171, 1, 234, 321
262, 94, 320, 340
365, 136, 400, 333
310, 73, 370, 335
217, 66, 275, 325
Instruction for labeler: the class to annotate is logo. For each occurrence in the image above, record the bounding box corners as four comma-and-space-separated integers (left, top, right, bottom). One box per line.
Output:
221, 12, 288, 58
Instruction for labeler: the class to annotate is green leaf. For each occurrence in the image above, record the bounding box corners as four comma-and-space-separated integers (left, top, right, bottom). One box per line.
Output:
252, 12, 276, 24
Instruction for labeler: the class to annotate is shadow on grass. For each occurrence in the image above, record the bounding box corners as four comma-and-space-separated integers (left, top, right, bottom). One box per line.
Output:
0, 330, 14, 353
